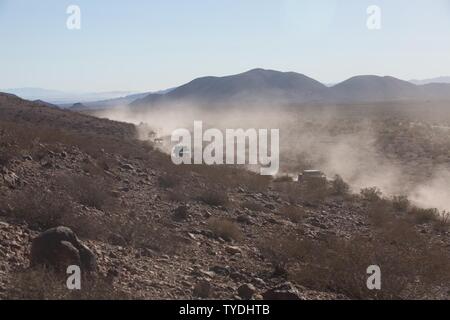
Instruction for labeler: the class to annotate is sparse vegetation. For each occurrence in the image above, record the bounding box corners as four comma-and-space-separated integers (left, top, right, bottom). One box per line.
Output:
366, 199, 393, 228
301, 178, 329, 205
7, 188, 75, 231
106, 215, 185, 254
360, 187, 383, 202
241, 200, 264, 212
331, 175, 350, 196
261, 221, 450, 299
158, 173, 179, 189
6, 267, 130, 300
0, 147, 14, 167
433, 211, 450, 232
207, 218, 242, 241
392, 195, 410, 212
278, 205, 306, 223
273, 175, 293, 183
408, 207, 439, 225
197, 190, 229, 207
2, 93, 450, 300
57, 175, 113, 210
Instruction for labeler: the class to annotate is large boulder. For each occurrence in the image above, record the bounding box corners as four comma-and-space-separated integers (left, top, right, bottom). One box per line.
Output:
30, 226, 97, 273
238, 283, 257, 299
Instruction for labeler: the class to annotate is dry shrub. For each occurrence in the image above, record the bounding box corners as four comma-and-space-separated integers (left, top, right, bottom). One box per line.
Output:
63, 213, 108, 241
191, 165, 239, 188
241, 200, 264, 212
191, 164, 270, 192
366, 199, 394, 228
197, 190, 229, 207
106, 215, 184, 254
433, 211, 450, 232
273, 175, 294, 183
165, 187, 189, 203
6, 267, 129, 300
360, 187, 383, 202
0, 119, 150, 165
0, 146, 15, 167
7, 187, 106, 239
273, 182, 302, 205
239, 173, 271, 192
207, 218, 242, 241
158, 173, 179, 189
391, 195, 410, 212
8, 188, 75, 231
261, 222, 450, 299
330, 175, 350, 196
258, 234, 305, 276
301, 178, 329, 205
408, 207, 439, 225
279, 205, 306, 223
81, 161, 106, 177
57, 175, 113, 211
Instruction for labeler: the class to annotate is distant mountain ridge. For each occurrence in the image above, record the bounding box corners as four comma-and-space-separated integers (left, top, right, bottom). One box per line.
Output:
131, 69, 450, 110
5, 70, 450, 110
67, 88, 177, 110
1, 88, 137, 105
409, 77, 450, 85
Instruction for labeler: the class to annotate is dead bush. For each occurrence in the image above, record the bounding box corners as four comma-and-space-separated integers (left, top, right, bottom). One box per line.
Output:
158, 173, 179, 189
62, 213, 109, 241
6, 267, 130, 300
81, 161, 106, 177
273, 175, 293, 183
106, 215, 184, 255
282, 223, 450, 299
197, 190, 229, 207
258, 234, 305, 276
273, 182, 302, 205
330, 175, 350, 196
57, 175, 113, 210
360, 187, 383, 202
278, 205, 306, 223
391, 195, 410, 212
207, 218, 242, 241
366, 199, 394, 228
301, 178, 329, 205
239, 172, 272, 192
191, 165, 270, 192
433, 211, 450, 232
165, 187, 189, 203
241, 200, 264, 212
0, 146, 15, 167
8, 188, 75, 231
408, 207, 439, 225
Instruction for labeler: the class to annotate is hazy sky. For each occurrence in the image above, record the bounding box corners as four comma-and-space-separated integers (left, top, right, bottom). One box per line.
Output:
1, 0, 450, 92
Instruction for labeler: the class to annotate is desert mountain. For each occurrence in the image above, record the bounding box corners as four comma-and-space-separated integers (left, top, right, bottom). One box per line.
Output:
329, 75, 420, 103
131, 69, 330, 108
66, 88, 176, 110
131, 69, 450, 109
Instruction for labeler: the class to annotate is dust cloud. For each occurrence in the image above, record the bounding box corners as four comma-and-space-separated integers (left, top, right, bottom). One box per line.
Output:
97, 102, 450, 212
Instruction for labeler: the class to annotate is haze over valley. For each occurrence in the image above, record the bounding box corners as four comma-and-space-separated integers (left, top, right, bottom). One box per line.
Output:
2, 0, 450, 301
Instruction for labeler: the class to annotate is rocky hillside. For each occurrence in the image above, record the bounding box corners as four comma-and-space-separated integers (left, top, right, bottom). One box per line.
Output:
1, 94, 450, 300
